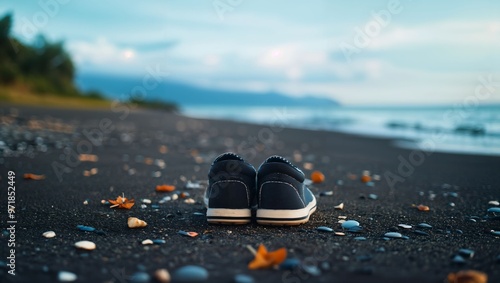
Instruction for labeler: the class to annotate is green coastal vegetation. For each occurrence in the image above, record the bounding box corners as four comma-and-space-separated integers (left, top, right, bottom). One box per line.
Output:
0, 13, 177, 111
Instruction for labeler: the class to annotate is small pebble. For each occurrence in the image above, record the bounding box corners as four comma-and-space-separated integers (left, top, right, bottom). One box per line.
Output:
140, 204, 147, 209
398, 224, 412, 229
417, 223, 432, 229
357, 255, 372, 262
365, 181, 375, 187
334, 232, 346, 236
449, 202, 455, 207
43, 231, 56, 238
142, 199, 152, 204
341, 220, 360, 229
130, 271, 150, 283
302, 265, 321, 276
413, 230, 429, 236
193, 212, 204, 216
347, 226, 364, 233
172, 265, 209, 282
153, 239, 166, 245
83, 200, 89, 205
77, 225, 95, 232
128, 217, 147, 228
320, 191, 333, 196
354, 236, 367, 241
384, 232, 402, 239
316, 226, 333, 232
487, 207, 500, 213
452, 255, 466, 264
151, 204, 160, 209
154, 269, 171, 283
184, 198, 196, 204
375, 247, 386, 253
458, 248, 474, 259
488, 200, 499, 206
372, 174, 381, 181
280, 258, 301, 270
74, 240, 96, 250
142, 239, 153, 245
233, 274, 254, 283
368, 194, 378, 200
58, 271, 77, 282
172, 194, 179, 200
491, 230, 500, 236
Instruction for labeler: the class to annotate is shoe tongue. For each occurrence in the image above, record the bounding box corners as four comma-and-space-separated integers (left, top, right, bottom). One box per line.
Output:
213, 152, 244, 163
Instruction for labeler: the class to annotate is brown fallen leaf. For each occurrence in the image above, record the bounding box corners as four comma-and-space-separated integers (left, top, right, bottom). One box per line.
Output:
23, 173, 45, 180
156, 184, 175, 192
247, 244, 287, 270
109, 194, 135, 209
447, 270, 487, 283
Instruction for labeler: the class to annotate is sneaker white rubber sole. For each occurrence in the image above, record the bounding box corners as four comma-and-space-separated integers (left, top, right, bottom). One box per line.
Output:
206, 208, 252, 224
256, 198, 317, 226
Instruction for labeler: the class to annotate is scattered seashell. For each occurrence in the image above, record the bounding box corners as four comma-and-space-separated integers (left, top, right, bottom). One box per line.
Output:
43, 231, 56, 238
74, 240, 96, 250
447, 270, 487, 283
334, 203, 344, 210
310, 171, 325, 184
172, 194, 179, 200
154, 268, 171, 283
417, 204, 430, 211
128, 217, 147, 228
58, 271, 77, 282
303, 162, 313, 170
184, 198, 196, 204
338, 215, 347, 219
142, 239, 153, 245
83, 199, 89, 205
334, 232, 346, 236
178, 230, 198, 237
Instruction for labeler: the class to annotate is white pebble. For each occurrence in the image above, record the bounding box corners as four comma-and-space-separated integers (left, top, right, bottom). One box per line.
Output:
43, 231, 56, 238
398, 224, 412, 229
142, 199, 152, 204
489, 200, 499, 206
58, 271, 77, 282
74, 240, 96, 250
83, 200, 88, 205
172, 194, 179, 200
184, 198, 195, 204
142, 239, 153, 245
372, 174, 381, 181
449, 202, 455, 207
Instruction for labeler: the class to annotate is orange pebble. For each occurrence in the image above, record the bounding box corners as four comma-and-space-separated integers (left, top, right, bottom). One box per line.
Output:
447, 270, 487, 283
361, 175, 371, 183
417, 204, 430, 211
310, 171, 325, 184
156, 184, 175, 192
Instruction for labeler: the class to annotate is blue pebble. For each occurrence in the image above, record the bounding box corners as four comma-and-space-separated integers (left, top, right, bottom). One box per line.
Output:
233, 274, 255, 283
152, 239, 166, 245
354, 236, 367, 241
151, 204, 160, 209
172, 265, 209, 282
77, 225, 95, 232
280, 258, 301, 270
129, 271, 150, 283
316, 226, 333, 232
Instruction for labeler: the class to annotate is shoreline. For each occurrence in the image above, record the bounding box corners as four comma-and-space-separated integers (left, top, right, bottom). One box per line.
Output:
1, 105, 499, 283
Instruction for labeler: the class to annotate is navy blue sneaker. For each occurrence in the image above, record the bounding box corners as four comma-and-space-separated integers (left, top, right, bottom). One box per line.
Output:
256, 155, 317, 225
204, 153, 256, 224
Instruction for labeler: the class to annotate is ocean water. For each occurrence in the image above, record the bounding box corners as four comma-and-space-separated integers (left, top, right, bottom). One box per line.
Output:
183, 104, 500, 156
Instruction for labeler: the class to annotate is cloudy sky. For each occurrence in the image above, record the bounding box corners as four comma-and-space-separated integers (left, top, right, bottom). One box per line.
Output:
3, 0, 500, 105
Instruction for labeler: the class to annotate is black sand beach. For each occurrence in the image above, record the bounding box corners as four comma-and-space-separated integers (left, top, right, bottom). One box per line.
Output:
1, 105, 499, 283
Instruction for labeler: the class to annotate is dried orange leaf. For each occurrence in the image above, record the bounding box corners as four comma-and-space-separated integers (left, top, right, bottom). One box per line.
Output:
156, 184, 175, 192
447, 270, 487, 283
109, 195, 135, 209
417, 204, 430, 211
248, 244, 287, 270
23, 173, 45, 180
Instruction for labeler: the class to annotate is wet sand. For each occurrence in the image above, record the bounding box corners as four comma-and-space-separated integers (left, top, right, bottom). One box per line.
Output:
0, 105, 499, 283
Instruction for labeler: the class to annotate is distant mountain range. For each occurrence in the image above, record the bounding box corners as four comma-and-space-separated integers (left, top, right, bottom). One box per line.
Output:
76, 73, 339, 107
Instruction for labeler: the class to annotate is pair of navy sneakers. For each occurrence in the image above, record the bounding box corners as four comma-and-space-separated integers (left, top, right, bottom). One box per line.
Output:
204, 152, 317, 225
